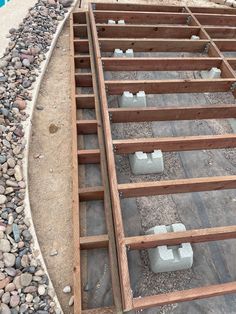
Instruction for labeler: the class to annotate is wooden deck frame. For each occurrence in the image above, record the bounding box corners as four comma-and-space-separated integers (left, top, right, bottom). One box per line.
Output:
88, 2, 236, 313
70, 10, 122, 313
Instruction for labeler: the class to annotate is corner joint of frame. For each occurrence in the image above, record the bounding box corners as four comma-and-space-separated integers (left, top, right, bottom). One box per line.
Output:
186, 16, 191, 25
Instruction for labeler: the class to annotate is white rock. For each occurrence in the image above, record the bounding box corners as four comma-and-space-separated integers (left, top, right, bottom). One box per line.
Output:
3, 253, 15, 267
63, 285, 71, 293
14, 165, 22, 182
69, 295, 74, 306
0, 239, 10, 252
0, 195, 7, 205
38, 285, 46, 296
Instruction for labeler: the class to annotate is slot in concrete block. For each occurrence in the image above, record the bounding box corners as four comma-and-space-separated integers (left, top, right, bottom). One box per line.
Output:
191, 35, 200, 40
129, 150, 164, 175
146, 223, 193, 273
119, 91, 147, 108
113, 49, 134, 58
225, 0, 234, 6
118, 19, 125, 24
201, 67, 221, 79
108, 19, 116, 24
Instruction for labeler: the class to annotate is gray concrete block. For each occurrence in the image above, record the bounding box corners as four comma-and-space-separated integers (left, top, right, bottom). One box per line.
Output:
146, 223, 193, 273
225, 0, 234, 6
191, 35, 200, 40
201, 67, 221, 79
118, 19, 125, 24
118, 91, 146, 108
108, 19, 116, 24
129, 150, 164, 175
113, 48, 134, 58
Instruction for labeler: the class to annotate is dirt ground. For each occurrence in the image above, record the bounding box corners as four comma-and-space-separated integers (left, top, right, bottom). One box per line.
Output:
28, 20, 73, 314
28, 0, 236, 313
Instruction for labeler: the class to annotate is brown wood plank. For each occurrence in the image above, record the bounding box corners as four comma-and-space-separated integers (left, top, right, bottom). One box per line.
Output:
99, 38, 208, 52
73, 11, 87, 24
80, 234, 109, 249
76, 94, 95, 109
105, 79, 235, 94
205, 26, 236, 39
97, 24, 200, 39
73, 24, 88, 38
79, 186, 104, 201
82, 307, 115, 314
133, 282, 236, 309
227, 58, 236, 70
70, 15, 81, 314
94, 3, 184, 12
118, 176, 236, 198
125, 225, 236, 249
75, 73, 93, 87
74, 54, 91, 68
109, 105, 236, 123
74, 39, 89, 53
214, 39, 236, 51
77, 120, 97, 134
102, 57, 221, 71
94, 11, 189, 25
113, 134, 236, 154
77, 149, 100, 164
190, 6, 236, 15
196, 13, 236, 27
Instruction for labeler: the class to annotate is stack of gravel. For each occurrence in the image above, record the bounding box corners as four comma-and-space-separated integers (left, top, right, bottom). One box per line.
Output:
0, 0, 72, 312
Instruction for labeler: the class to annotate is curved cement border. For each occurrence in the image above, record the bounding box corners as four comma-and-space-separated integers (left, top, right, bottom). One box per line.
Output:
1, 1, 79, 312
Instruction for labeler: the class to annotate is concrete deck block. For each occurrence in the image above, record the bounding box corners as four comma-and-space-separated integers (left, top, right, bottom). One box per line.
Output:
118, 19, 125, 24
201, 67, 221, 79
146, 223, 193, 273
233, 1, 236, 7
108, 19, 116, 24
113, 49, 134, 58
118, 91, 147, 108
129, 150, 164, 175
191, 35, 200, 40
225, 0, 234, 6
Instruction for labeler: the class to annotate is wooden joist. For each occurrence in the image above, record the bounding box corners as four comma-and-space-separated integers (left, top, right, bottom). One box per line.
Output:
109, 105, 236, 123
77, 149, 100, 164
118, 176, 236, 198
77, 120, 98, 134
76, 94, 95, 109
80, 234, 109, 249
75, 72, 93, 87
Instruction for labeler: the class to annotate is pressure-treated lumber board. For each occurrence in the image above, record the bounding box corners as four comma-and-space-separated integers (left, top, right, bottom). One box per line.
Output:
80, 234, 109, 249
74, 38, 89, 53
77, 120, 98, 134
89, 4, 133, 311
70, 14, 81, 314
75, 72, 93, 87
82, 307, 115, 314
74, 54, 91, 68
133, 282, 236, 309
205, 27, 236, 39
105, 79, 235, 94
77, 149, 100, 164
189, 6, 236, 15
94, 10, 190, 25
124, 225, 236, 249
195, 13, 236, 27
102, 57, 222, 71
113, 134, 236, 154
76, 94, 95, 109
109, 105, 236, 123
73, 24, 87, 38
99, 38, 209, 52
214, 40, 236, 51
94, 3, 185, 12
96, 24, 200, 39
79, 186, 104, 201
118, 176, 236, 198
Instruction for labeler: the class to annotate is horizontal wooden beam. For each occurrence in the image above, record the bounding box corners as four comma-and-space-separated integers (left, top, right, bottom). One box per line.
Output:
189, 6, 236, 15
94, 10, 190, 25
82, 307, 115, 314
74, 54, 91, 68
80, 234, 109, 249
74, 39, 89, 53
96, 24, 200, 39
79, 186, 104, 201
75, 73, 92, 87
205, 27, 236, 39
102, 57, 221, 71
94, 3, 184, 12
125, 225, 236, 250
105, 79, 235, 95
73, 11, 87, 24
196, 13, 236, 27
76, 94, 95, 109
99, 38, 208, 52
118, 175, 236, 198
113, 134, 236, 154
227, 58, 236, 70
133, 281, 236, 310
77, 120, 97, 134
214, 39, 236, 52
109, 105, 236, 123
77, 149, 100, 164
73, 24, 87, 38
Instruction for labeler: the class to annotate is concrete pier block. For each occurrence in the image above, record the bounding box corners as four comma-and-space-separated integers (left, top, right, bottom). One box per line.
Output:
119, 91, 146, 108
113, 49, 134, 58
191, 35, 200, 40
225, 0, 234, 6
146, 223, 193, 273
233, 1, 236, 7
118, 19, 125, 24
129, 150, 164, 175
108, 19, 116, 24
201, 67, 221, 79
